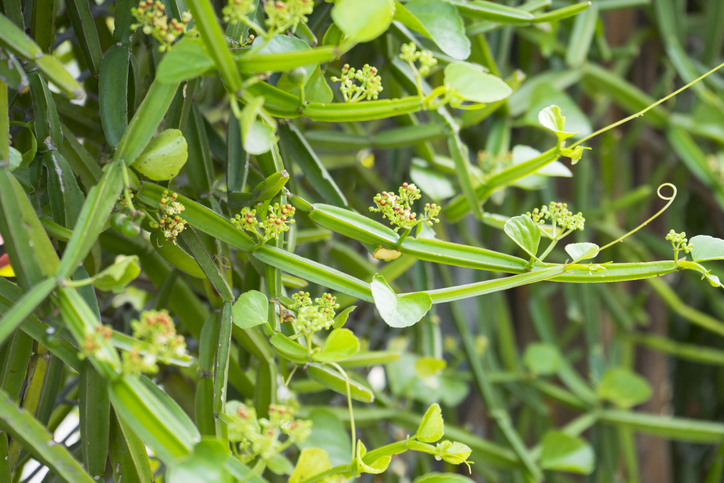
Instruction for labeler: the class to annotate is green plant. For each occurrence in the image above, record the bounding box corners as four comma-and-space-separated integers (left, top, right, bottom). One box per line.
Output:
3, 0, 724, 482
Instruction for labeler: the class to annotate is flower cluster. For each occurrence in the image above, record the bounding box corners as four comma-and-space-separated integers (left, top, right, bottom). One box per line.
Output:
331, 64, 383, 103
527, 202, 585, 233
264, 0, 314, 35
290, 291, 339, 334
231, 203, 296, 244
226, 400, 311, 462
222, 0, 256, 24
80, 325, 113, 360
122, 310, 187, 375
130, 1, 192, 51
370, 183, 440, 232
400, 42, 438, 76
666, 229, 693, 258
151, 190, 187, 243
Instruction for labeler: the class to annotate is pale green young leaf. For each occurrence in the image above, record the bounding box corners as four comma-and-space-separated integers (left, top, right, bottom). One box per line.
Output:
92, 255, 141, 293
371, 274, 432, 328
289, 448, 332, 483
538, 105, 577, 141
416, 403, 444, 443
690, 235, 724, 261
565, 243, 600, 261
504, 215, 541, 258
331, 0, 395, 42
444, 63, 512, 103
404, 0, 471, 60
355, 440, 391, 474
540, 431, 595, 474
597, 367, 652, 408
414, 357, 446, 378
313, 328, 360, 362
132, 129, 189, 181
232, 290, 268, 329
332, 306, 356, 329
523, 343, 561, 375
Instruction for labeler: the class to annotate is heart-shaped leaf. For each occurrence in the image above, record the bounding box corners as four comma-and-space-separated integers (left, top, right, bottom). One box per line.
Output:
232, 290, 268, 329
444, 62, 512, 103
332, 0, 395, 42
92, 255, 140, 293
565, 242, 600, 261
371, 274, 432, 328
538, 105, 577, 141
132, 129, 188, 181
540, 432, 595, 474
523, 343, 561, 375
416, 403, 444, 442
597, 367, 652, 408
312, 328, 360, 362
402, 0, 470, 60
504, 215, 541, 258
690, 235, 724, 262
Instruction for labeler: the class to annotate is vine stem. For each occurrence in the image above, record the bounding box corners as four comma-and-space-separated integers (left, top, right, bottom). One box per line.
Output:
570, 61, 724, 149
325, 361, 356, 461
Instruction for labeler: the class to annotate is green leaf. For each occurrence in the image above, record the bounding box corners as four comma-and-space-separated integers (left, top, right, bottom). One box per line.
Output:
525, 83, 592, 138
166, 438, 232, 483
414, 357, 447, 378
565, 243, 600, 261
313, 328, 360, 362
289, 448, 332, 483
270, 333, 309, 364
132, 129, 188, 181
523, 343, 561, 375
371, 274, 432, 328
404, 0, 470, 60
157, 38, 216, 84
540, 431, 595, 474
597, 367, 652, 408
504, 215, 541, 258
413, 474, 475, 483
331, 0, 395, 42
416, 403, 444, 443
538, 105, 577, 141
444, 62, 512, 103
251, 170, 289, 202
267, 453, 294, 475
150, 231, 207, 279
239, 98, 276, 156
690, 235, 724, 261
232, 290, 268, 329
92, 255, 141, 293
297, 409, 351, 466
333, 305, 356, 329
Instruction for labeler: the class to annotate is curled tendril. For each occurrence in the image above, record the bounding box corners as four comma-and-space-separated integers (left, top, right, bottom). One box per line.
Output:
566, 183, 677, 266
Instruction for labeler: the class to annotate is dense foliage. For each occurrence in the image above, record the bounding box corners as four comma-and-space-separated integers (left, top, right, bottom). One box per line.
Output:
1, 0, 724, 482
